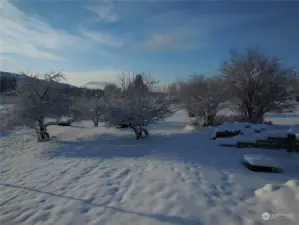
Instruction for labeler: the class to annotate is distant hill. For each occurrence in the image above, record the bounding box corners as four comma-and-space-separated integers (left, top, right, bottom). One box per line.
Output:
83, 81, 115, 90
0, 71, 105, 102
0, 71, 77, 90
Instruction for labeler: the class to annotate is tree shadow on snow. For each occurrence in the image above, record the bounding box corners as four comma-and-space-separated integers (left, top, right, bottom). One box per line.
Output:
42, 127, 212, 160
43, 132, 192, 160
0, 183, 201, 225
40, 126, 298, 181
0, 130, 11, 137
40, 129, 242, 172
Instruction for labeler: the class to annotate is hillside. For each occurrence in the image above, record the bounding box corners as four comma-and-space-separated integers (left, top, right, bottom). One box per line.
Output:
0, 71, 76, 90
83, 81, 115, 90
0, 71, 104, 104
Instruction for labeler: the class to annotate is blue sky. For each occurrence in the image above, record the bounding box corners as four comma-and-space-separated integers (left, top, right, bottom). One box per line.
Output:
0, 0, 298, 87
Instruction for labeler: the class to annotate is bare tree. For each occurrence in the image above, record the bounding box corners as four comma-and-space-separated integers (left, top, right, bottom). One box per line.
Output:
221, 48, 297, 123
2, 71, 73, 141
179, 74, 229, 127
103, 74, 175, 139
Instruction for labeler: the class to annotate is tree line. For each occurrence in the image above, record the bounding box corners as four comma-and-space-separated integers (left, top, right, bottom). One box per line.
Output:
0, 72, 104, 98
168, 48, 299, 126
0, 48, 298, 142
0, 72, 173, 141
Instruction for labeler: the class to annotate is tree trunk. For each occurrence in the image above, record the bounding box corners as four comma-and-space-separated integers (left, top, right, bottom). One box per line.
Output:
140, 127, 149, 138
92, 119, 99, 127
255, 109, 265, 124
37, 117, 50, 142
247, 109, 254, 123
188, 111, 195, 118
128, 124, 148, 139
255, 114, 264, 124
202, 109, 215, 127
242, 103, 254, 123
205, 114, 215, 126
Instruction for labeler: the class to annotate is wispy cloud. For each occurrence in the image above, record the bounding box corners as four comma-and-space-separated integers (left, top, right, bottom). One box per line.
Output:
1, 0, 297, 86
135, 31, 201, 52
0, 1, 124, 61
85, 0, 119, 22
0, 2, 83, 60
0, 55, 16, 72
81, 30, 124, 47
133, 10, 265, 53
0, 54, 19, 72
0, 0, 9, 9
135, 34, 178, 51
1, 55, 15, 63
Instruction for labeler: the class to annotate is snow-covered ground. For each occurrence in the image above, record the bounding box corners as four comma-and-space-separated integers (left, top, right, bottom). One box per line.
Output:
1, 110, 299, 225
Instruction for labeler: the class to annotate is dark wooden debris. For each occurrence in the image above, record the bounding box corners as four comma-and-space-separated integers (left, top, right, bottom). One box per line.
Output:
242, 160, 283, 173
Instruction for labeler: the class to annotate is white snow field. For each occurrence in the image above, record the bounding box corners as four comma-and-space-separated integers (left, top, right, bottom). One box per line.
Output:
1, 110, 299, 225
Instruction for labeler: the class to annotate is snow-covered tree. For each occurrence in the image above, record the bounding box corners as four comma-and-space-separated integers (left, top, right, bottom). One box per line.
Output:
221, 48, 297, 123
71, 95, 105, 127
2, 71, 73, 141
179, 74, 229, 126
103, 74, 175, 139
103, 83, 121, 96
71, 83, 122, 126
